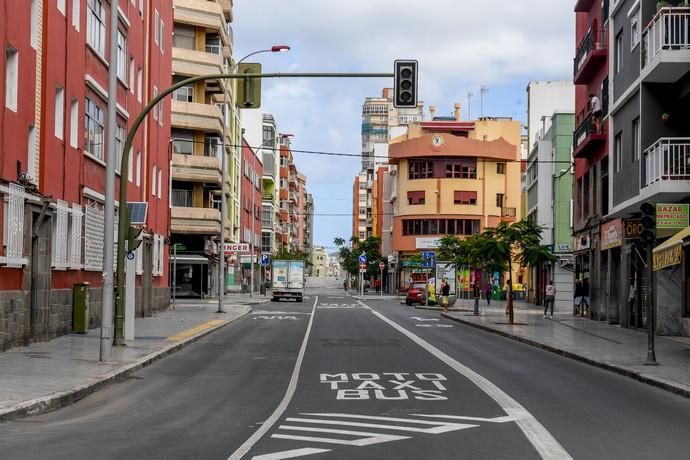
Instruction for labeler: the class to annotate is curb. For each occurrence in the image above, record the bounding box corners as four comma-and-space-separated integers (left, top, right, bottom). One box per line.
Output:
0, 307, 251, 421
352, 296, 403, 301
414, 305, 468, 312
441, 313, 690, 399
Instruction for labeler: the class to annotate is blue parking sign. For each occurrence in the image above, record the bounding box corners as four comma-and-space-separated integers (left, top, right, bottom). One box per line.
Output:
261, 254, 270, 267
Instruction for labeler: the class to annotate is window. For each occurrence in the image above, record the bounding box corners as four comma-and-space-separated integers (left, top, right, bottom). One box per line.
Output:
69, 99, 79, 148
31, 0, 40, 48
496, 193, 505, 208
57, 0, 65, 15
496, 162, 506, 174
159, 96, 164, 126
129, 57, 135, 93
114, 124, 125, 173
116, 30, 127, 82
87, 0, 106, 56
52, 200, 69, 268
152, 86, 158, 121
154, 9, 159, 45
84, 97, 104, 160
137, 67, 143, 102
68, 204, 83, 268
614, 132, 622, 172
615, 31, 623, 74
72, 0, 80, 30
446, 159, 477, 179
172, 24, 195, 50
128, 147, 133, 182
84, 204, 104, 271
454, 191, 477, 205
5, 46, 18, 111
55, 87, 65, 140
172, 84, 193, 102
631, 11, 640, 50
632, 117, 640, 162
408, 160, 433, 179
402, 219, 479, 236
157, 169, 162, 198
172, 129, 194, 154
407, 191, 425, 205
151, 165, 157, 196
159, 19, 165, 52
136, 151, 141, 186
139, 0, 143, 16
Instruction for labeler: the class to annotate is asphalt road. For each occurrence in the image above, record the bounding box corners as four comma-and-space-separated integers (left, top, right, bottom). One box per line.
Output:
2, 282, 690, 460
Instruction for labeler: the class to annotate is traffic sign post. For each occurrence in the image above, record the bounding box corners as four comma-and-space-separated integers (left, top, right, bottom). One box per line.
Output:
261, 254, 271, 267
358, 253, 368, 264
379, 262, 385, 296
359, 262, 368, 296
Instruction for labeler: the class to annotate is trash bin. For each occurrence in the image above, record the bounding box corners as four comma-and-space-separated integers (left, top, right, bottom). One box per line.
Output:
72, 282, 90, 333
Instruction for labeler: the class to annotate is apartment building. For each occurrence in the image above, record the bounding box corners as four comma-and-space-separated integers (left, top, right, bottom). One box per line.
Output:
388, 110, 523, 289
0, 0, 171, 350
573, 0, 610, 322
607, 0, 690, 336
170, 0, 238, 296
239, 138, 262, 289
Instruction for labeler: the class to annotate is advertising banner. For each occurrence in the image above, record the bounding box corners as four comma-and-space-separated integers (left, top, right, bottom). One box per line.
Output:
657, 204, 689, 229
435, 262, 457, 295
600, 219, 622, 251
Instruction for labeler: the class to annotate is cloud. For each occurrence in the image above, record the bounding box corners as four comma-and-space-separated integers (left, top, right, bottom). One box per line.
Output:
233, 0, 575, 246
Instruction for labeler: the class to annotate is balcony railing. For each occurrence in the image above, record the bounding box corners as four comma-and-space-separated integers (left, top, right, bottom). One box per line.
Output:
642, 7, 690, 69
573, 110, 606, 157
501, 207, 517, 217
574, 26, 607, 79
641, 138, 690, 188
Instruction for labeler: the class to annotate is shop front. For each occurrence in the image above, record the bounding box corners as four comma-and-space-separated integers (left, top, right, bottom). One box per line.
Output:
600, 219, 623, 324
653, 226, 690, 336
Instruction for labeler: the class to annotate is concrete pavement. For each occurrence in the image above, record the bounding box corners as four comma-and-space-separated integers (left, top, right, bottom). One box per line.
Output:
442, 301, 690, 397
0, 300, 258, 420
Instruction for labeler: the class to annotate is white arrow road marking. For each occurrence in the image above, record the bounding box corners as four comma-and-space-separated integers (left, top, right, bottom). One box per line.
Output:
274, 425, 409, 446
411, 317, 439, 322
413, 414, 521, 423
416, 324, 454, 328
285, 416, 477, 435
251, 448, 330, 460
252, 311, 311, 315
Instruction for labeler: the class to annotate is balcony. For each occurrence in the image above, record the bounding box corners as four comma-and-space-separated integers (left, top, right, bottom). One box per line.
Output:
641, 7, 690, 83
172, 47, 223, 78
173, 0, 232, 48
262, 192, 274, 201
217, 0, 233, 21
171, 153, 222, 185
573, 111, 606, 158
171, 207, 221, 235
289, 191, 297, 203
501, 207, 517, 223
574, 26, 607, 84
171, 100, 224, 135
641, 138, 690, 191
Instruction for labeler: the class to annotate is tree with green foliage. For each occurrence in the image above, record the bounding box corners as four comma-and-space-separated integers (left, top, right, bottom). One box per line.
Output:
333, 236, 382, 283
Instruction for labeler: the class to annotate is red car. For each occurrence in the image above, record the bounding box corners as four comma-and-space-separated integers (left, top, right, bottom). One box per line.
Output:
406, 282, 427, 306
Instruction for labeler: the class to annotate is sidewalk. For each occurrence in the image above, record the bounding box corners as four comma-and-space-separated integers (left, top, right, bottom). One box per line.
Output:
442, 301, 690, 398
0, 300, 255, 420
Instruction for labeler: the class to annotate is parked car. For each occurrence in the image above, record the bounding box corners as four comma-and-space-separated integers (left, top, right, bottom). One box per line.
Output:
406, 282, 427, 306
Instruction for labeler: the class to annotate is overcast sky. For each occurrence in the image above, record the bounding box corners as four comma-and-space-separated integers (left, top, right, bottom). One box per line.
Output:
234, 0, 575, 251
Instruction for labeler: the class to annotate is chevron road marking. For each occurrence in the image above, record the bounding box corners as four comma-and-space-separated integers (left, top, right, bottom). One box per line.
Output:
251, 448, 330, 460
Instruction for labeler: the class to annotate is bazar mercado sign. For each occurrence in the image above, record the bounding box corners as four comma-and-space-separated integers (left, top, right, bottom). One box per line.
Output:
657, 204, 689, 229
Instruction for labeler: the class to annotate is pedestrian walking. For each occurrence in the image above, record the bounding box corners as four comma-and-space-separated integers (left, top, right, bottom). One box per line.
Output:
343, 279, 348, 291
441, 278, 450, 312
544, 280, 556, 318
375, 278, 381, 293
473, 280, 481, 315
484, 282, 492, 306
574, 279, 589, 316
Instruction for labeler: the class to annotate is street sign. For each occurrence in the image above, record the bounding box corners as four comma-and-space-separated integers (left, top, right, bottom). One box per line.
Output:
358, 253, 368, 264
379, 262, 385, 270
359, 262, 368, 270
224, 243, 250, 255
421, 251, 436, 260
261, 254, 271, 267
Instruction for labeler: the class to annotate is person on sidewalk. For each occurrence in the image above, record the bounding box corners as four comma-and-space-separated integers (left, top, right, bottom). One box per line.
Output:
343, 279, 348, 291
484, 282, 492, 306
473, 280, 481, 316
441, 278, 450, 312
544, 280, 556, 318
375, 278, 381, 293
574, 279, 590, 316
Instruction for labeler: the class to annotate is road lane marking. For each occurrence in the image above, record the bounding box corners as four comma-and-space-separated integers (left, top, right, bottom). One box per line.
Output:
166, 319, 227, 342
251, 448, 330, 460
411, 317, 439, 322
274, 425, 409, 446
413, 414, 520, 423
253, 316, 298, 321
251, 311, 311, 315
284, 417, 476, 434
228, 296, 319, 460
416, 324, 454, 328
357, 300, 572, 460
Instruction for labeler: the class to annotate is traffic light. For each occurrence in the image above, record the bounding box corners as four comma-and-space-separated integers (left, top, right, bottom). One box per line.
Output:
394, 60, 418, 108
640, 202, 656, 242
126, 226, 143, 252
237, 63, 262, 109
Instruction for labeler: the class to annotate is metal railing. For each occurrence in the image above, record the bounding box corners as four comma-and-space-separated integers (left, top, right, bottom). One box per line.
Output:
574, 26, 607, 75
573, 111, 604, 150
641, 137, 690, 187
642, 7, 690, 68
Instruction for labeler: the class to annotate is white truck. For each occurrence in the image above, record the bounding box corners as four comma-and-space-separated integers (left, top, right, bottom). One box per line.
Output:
271, 260, 305, 302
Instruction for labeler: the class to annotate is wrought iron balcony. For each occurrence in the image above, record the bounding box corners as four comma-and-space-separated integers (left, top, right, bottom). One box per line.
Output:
574, 26, 607, 84
573, 110, 606, 158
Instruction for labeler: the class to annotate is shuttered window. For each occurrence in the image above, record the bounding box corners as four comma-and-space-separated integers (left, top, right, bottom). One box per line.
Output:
454, 191, 477, 205
407, 191, 425, 205
69, 204, 83, 269
6, 184, 25, 267
84, 205, 104, 271
52, 200, 69, 268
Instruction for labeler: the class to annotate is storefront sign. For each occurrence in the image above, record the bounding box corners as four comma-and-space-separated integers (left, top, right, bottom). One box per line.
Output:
657, 204, 689, 229
416, 238, 441, 249
653, 244, 683, 271
573, 235, 590, 252
557, 243, 571, 252
624, 219, 643, 240
600, 219, 622, 250
224, 243, 250, 255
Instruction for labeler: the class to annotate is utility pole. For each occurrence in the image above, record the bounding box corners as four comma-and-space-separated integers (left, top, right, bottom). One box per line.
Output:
100, 0, 119, 358
218, 74, 227, 314
467, 92, 473, 120
480, 86, 489, 118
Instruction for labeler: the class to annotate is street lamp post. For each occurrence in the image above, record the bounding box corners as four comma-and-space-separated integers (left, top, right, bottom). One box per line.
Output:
218, 45, 290, 312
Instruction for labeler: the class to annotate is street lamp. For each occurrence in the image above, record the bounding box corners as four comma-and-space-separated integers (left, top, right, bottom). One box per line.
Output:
218, 46, 291, 312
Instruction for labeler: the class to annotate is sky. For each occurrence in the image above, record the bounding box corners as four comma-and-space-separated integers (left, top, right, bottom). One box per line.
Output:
233, 0, 576, 251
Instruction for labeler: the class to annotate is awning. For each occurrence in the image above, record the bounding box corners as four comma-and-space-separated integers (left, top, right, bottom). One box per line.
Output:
653, 226, 690, 271
171, 254, 209, 265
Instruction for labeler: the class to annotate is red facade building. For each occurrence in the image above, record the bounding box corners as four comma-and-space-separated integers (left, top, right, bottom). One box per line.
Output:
240, 138, 262, 288
0, 0, 171, 350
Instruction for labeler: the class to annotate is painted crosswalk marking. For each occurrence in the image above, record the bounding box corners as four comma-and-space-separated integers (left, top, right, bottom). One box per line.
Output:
252, 412, 517, 459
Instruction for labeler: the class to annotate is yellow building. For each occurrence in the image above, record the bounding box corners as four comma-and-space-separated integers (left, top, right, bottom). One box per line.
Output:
389, 115, 523, 286
311, 247, 328, 277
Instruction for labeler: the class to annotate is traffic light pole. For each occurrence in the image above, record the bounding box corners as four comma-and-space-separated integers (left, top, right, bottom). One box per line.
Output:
114, 71, 394, 344
645, 242, 658, 365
